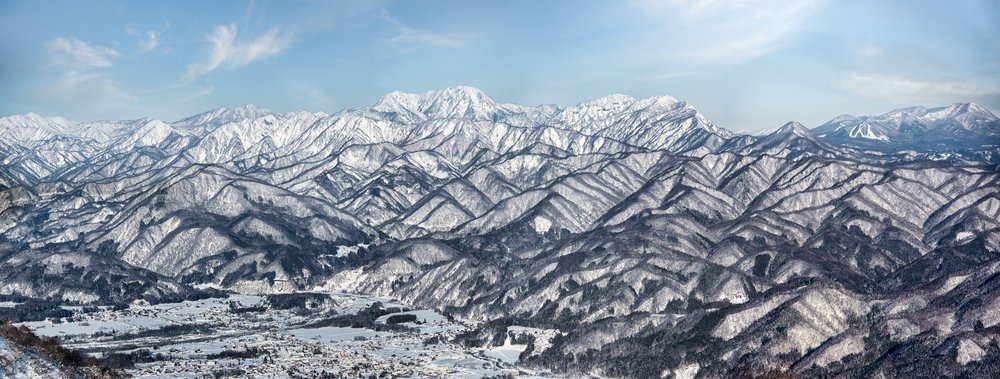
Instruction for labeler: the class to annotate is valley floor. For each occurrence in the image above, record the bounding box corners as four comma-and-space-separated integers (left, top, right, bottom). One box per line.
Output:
13, 293, 547, 378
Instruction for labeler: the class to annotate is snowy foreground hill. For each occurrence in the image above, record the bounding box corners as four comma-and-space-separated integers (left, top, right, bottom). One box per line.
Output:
1, 87, 999, 377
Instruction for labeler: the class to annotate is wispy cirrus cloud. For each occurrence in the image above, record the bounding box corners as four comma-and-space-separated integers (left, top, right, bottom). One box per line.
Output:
39, 37, 134, 111
46, 37, 119, 70
632, 0, 824, 76
635, 0, 758, 13
127, 23, 169, 53
833, 72, 1000, 105
380, 11, 467, 48
139, 30, 160, 52
30, 71, 135, 114
184, 23, 293, 79
52, 71, 134, 101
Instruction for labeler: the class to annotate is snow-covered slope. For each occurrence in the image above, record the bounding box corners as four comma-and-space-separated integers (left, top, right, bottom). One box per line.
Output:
814, 102, 999, 153
1, 88, 999, 377
0, 337, 63, 378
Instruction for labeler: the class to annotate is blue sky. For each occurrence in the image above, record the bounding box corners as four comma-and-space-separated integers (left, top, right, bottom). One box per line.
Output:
0, 0, 997, 131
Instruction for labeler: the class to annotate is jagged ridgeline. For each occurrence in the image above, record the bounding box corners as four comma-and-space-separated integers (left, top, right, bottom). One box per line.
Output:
1, 87, 999, 377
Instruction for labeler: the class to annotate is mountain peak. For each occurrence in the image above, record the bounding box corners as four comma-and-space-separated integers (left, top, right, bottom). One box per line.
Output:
5, 112, 63, 125
230, 104, 272, 114
219, 104, 273, 120
373, 86, 499, 120
914, 102, 998, 127
815, 102, 1000, 148
777, 121, 812, 136
420, 86, 496, 107
0, 112, 78, 138
947, 102, 997, 119
23, 112, 46, 120
829, 114, 857, 123
876, 102, 997, 122
580, 93, 636, 108
427, 85, 491, 98
376, 91, 421, 108
641, 94, 681, 106
174, 104, 274, 128
880, 106, 927, 119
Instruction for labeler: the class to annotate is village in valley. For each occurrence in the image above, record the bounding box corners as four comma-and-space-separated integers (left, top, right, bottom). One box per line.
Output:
10, 293, 559, 378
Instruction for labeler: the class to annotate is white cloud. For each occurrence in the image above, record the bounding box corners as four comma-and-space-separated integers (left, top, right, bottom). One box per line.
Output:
46, 37, 120, 70
32, 71, 135, 111
834, 72, 1000, 105
140, 30, 160, 51
40, 37, 134, 112
381, 11, 466, 47
184, 24, 293, 79
635, 0, 744, 13
126, 23, 164, 52
632, 0, 823, 67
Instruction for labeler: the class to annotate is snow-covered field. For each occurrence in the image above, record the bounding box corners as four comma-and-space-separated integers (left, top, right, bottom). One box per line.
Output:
18, 293, 545, 378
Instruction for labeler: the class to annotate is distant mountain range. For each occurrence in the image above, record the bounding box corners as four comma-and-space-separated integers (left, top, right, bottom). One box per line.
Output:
814, 102, 999, 152
1, 87, 998, 377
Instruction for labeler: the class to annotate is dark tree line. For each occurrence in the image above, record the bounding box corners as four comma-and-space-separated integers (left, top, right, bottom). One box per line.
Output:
0, 319, 126, 378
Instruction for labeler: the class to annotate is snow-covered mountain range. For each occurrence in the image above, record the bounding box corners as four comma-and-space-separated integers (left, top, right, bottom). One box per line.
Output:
1, 87, 999, 377
814, 102, 999, 151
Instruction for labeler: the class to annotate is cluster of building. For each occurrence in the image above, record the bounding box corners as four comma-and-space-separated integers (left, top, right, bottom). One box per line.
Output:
25, 294, 526, 378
